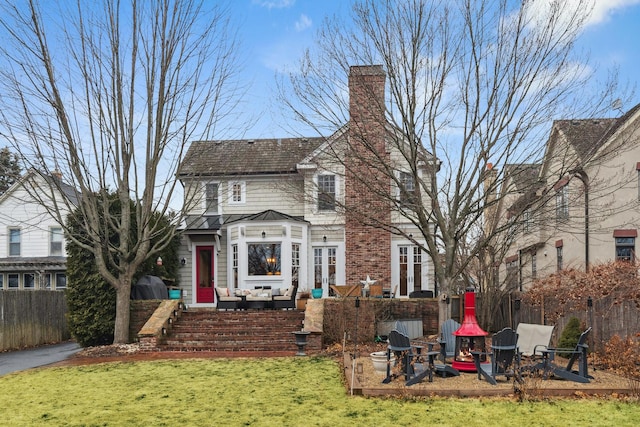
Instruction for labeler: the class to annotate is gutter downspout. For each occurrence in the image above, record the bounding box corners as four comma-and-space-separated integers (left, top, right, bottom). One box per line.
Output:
573, 170, 589, 271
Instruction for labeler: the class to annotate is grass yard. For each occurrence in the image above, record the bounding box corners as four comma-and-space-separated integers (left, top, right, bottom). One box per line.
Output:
0, 357, 636, 426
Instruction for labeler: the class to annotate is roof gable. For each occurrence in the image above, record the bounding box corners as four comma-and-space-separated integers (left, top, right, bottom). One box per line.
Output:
553, 118, 616, 163
0, 169, 78, 207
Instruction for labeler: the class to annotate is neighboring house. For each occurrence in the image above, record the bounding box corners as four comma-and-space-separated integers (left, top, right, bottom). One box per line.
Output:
0, 169, 77, 290
494, 104, 640, 290
176, 65, 437, 306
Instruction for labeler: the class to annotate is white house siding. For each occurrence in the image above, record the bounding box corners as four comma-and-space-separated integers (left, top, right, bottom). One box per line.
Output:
226, 176, 305, 216
0, 187, 65, 258
0, 173, 71, 290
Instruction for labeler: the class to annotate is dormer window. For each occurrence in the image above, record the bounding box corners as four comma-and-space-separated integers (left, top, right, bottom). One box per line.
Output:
317, 174, 336, 211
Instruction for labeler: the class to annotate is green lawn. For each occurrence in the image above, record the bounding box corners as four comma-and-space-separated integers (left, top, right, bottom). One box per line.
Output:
0, 357, 636, 426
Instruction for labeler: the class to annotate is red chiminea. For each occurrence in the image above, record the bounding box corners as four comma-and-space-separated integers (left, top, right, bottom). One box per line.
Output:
452, 288, 488, 372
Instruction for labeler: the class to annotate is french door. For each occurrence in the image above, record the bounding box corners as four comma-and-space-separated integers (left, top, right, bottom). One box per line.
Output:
196, 246, 215, 303
313, 247, 337, 296
398, 245, 427, 296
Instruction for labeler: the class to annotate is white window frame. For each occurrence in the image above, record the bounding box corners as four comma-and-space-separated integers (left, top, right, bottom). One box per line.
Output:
8, 273, 19, 288
55, 273, 67, 289
50, 227, 64, 256
317, 174, 337, 212
205, 182, 220, 214
228, 181, 246, 205
397, 171, 416, 206
232, 244, 238, 288
8, 228, 20, 256
24, 273, 35, 289
292, 243, 300, 287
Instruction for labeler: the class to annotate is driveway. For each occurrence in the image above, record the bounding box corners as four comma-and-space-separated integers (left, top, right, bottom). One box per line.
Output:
0, 341, 81, 376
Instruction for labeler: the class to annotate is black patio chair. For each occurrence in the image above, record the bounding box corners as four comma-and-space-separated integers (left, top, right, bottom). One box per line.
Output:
474, 327, 520, 385
382, 329, 441, 386
537, 327, 592, 383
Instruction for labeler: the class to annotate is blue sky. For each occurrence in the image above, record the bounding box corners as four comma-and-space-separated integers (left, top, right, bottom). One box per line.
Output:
231, 0, 640, 139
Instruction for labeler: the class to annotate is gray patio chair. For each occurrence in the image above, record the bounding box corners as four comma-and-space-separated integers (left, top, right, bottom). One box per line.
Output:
438, 319, 460, 362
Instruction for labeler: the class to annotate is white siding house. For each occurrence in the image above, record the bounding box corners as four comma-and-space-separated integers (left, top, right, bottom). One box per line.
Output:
0, 170, 76, 290
176, 66, 437, 307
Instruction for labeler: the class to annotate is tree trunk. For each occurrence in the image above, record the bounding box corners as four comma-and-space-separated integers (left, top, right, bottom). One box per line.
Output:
113, 282, 132, 344
438, 295, 451, 328
437, 276, 452, 329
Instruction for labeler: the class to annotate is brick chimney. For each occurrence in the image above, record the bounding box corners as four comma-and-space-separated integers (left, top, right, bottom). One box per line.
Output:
345, 65, 391, 286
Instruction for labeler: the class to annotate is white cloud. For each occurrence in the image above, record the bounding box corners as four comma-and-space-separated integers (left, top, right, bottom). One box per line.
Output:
252, 0, 296, 10
295, 14, 312, 32
588, 0, 640, 25
527, 0, 640, 29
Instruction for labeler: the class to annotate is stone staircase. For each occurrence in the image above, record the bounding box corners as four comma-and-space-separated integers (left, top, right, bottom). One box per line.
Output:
157, 308, 318, 354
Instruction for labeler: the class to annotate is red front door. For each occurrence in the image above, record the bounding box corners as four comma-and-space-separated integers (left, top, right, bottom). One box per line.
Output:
196, 246, 214, 303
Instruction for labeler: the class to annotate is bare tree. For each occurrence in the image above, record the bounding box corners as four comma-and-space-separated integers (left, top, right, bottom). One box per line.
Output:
0, 0, 242, 343
279, 0, 624, 324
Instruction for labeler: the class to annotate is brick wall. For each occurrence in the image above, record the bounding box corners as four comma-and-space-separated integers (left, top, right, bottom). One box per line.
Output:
345, 65, 392, 286
321, 298, 439, 346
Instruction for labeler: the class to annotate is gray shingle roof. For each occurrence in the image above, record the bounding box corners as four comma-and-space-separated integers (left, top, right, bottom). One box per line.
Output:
184, 215, 223, 231
178, 137, 326, 177
554, 118, 617, 162
225, 210, 306, 224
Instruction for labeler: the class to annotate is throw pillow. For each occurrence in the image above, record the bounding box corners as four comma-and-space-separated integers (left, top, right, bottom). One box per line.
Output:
272, 288, 281, 296
217, 287, 229, 297
284, 287, 292, 297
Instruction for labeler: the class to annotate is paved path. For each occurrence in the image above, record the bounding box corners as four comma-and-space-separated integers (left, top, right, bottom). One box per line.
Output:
0, 342, 81, 376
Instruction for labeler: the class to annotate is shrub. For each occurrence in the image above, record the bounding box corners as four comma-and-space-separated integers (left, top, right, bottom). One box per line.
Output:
66, 271, 116, 347
558, 316, 582, 349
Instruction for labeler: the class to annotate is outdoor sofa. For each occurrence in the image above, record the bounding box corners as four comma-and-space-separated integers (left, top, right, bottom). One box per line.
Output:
215, 286, 297, 310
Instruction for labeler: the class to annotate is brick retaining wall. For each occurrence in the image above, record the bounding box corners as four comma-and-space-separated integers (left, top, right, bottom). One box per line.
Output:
129, 300, 162, 342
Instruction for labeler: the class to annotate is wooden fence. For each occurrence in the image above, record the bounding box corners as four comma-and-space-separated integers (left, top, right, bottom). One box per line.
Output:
0, 290, 70, 351
479, 292, 640, 352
